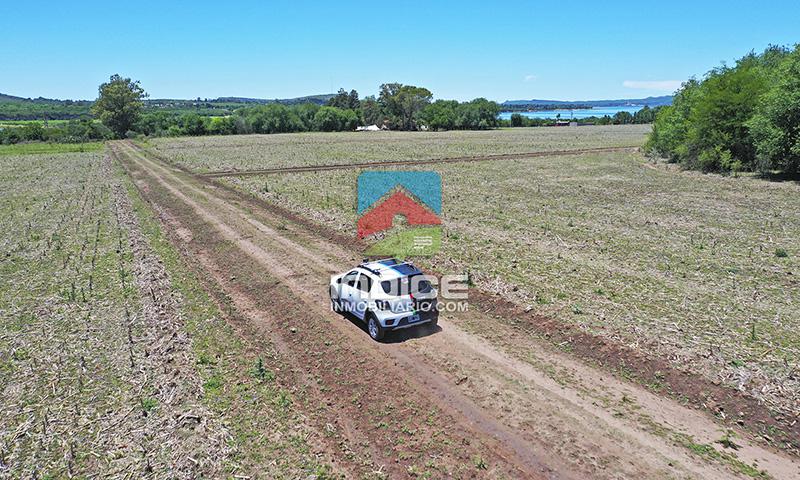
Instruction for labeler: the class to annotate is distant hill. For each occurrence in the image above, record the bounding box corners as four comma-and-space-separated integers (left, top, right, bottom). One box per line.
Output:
0, 93, 26, 102
212, 94, 335, 105
503, 95, 672, 109
0, 93, 93, 120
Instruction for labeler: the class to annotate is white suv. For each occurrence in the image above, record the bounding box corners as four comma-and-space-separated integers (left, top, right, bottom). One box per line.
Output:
330, 258, 439, 340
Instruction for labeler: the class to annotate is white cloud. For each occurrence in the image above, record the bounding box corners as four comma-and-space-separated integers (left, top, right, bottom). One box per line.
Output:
524, 74, 538, 82
623, 80, 682, 91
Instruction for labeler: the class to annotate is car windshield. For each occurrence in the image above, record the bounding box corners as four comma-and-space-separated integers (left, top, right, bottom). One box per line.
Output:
381, 274, 433, 296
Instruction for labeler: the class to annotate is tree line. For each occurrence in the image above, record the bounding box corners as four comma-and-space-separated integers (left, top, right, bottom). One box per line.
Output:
646, 44, 800, 175
1, 74, 666, 145
0, 79, 504, 143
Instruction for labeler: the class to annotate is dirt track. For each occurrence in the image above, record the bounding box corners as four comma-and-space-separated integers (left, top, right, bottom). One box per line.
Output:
199, 146, 639, 177
112, 140, 799, 479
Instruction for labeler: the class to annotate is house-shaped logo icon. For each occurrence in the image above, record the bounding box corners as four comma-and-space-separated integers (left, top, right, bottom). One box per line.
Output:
357, 171, 442, 256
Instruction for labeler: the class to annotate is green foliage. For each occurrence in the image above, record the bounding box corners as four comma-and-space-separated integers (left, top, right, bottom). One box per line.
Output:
379, 83, 433, 130
0, 141, 104, 155
646, 44, 799, 174
313, 106, 359, 132
0, 95, 92, 120
236, 104, 305, 134
91, 74, 148, 138
326, 88, 360, 110
420, 98, 500, 131
140, 397, 158, 414
0, 118, 112, 145
293, 102, 320, 130
2, 80, 511, 142
249, 357, 275, 382
421, 100, 458, 130
612, 110, 634, 124
748, 45, 800, 174
360, 95, 383, 126
633, 105, 657, 124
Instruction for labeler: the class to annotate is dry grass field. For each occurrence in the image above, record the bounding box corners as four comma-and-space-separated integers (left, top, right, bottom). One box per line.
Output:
148, 128, 800, 420
0, 151, 334, 478
4, 127, 799, 478
148, 125, 651, 172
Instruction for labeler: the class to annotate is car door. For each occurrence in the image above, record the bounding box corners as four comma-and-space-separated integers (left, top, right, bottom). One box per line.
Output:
338, 270, 360, 314
351, 272, 373, 320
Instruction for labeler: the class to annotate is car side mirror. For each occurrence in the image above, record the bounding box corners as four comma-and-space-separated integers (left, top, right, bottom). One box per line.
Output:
336, 278, 342, 284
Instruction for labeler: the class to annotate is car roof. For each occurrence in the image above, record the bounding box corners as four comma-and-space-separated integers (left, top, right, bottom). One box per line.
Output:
358, 258, 422, 280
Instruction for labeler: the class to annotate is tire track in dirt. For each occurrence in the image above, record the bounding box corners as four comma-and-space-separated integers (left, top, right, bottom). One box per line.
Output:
199, 146, 639, 178
116, 140, 800, 480
115, 141, 555, 479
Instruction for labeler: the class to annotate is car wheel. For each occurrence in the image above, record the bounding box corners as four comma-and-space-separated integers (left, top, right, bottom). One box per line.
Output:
367, 313, 384, 341
428, 316, 438, 329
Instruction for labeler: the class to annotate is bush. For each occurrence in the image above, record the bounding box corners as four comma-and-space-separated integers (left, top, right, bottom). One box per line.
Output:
312, 106, 358, 132
646, 45, 797, 174
749, 45, 800, 174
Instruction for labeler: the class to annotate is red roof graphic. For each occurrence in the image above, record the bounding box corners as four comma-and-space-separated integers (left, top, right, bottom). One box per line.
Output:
357, 190, 441, 238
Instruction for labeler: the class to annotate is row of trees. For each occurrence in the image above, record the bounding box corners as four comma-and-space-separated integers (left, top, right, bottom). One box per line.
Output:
421, 98, 500, 130
646, 44, 800, 174
84, 78, 504, 138
506, 105, 660, 128
2, 74, 669, 144
0, 119, 113, 144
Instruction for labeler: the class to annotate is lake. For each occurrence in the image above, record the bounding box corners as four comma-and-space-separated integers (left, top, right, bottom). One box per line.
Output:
498, 105, 644, 120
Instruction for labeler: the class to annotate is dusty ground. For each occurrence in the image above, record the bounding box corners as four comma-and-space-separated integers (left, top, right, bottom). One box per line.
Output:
217, 146, 800, 427
113, 139, 800, 479
148, 125, 651, 173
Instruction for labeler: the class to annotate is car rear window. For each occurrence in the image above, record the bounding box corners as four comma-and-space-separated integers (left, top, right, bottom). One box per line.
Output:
381, 274, 432, 296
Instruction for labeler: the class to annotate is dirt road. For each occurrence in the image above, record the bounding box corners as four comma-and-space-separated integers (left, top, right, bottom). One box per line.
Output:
199, 146, 639, 177
112, 140, 799, 479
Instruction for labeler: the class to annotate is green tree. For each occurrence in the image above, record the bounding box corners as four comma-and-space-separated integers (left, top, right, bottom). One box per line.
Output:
633, 105, 656, 124
684, 55, 770, 170
294, 103, 321, 130
236, 104, 304, 133
645, 45, 788, 172
313, 106, 358, 132
327, 88, 360, 111
421, 100, 458, 130
180, 113, 208, 136
91, 74, 147, 138
645, 79, 700, 162
360, 96, 383, 126
455, 98, 500, 129
612, 111, 634, 124
749, 45, 800, 174
379, 83, 432, 130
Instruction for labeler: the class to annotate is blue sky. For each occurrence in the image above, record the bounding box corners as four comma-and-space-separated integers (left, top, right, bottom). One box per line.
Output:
2, 1, 798, 102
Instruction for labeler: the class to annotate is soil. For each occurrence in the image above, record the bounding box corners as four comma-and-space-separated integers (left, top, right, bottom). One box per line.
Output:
199, 146, 640, 178
113, 140, 800, 480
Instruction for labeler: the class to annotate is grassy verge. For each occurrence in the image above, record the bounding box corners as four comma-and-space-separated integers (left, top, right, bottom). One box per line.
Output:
0, 141, 104, 155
